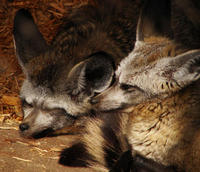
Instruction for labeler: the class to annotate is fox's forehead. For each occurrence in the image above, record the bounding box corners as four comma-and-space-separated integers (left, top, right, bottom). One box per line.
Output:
20, 79, 89, 115
20, 79, 68, 110
20, 79, 48, 101
23, 48, 77, 86
116, 39, 176, 82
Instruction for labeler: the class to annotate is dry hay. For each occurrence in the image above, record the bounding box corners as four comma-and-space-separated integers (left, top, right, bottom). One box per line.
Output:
0, 0, 91, 125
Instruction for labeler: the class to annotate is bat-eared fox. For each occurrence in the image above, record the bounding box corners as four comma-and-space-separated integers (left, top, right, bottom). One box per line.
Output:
13, 0, 141, 138
59, 0, 200, 171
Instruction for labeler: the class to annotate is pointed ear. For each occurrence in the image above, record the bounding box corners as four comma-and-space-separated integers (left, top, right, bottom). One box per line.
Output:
67, 52, 115, 96
13, 9, 48, 68
136, 0, 172, 41
84, 52, 115, 93
157, 50, 200, 93
170, 50, 200, 87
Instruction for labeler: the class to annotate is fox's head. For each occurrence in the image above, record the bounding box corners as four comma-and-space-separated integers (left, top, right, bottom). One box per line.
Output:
93, 0, 200, 111
13, 9, 115, 138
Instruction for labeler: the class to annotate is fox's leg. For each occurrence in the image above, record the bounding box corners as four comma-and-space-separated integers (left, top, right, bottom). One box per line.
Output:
59, 144, 178, 172
109, 150, 132, 172
59, 142, 91, 167
132, 154, 178, 172
110, 151, 178, 172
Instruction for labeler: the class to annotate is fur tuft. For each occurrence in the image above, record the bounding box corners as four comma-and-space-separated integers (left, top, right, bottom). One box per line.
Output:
59, 142, 91, 167
59, 111, 178, 171
59, 111, 129, 171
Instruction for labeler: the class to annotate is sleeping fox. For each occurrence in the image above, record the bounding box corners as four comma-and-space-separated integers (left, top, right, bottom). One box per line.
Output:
13, 0, 200, 139
59, 0, 200, 171
13, 0, 141, 138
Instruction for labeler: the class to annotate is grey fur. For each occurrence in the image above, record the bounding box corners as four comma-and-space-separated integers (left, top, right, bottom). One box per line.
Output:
13, 0, 140, 138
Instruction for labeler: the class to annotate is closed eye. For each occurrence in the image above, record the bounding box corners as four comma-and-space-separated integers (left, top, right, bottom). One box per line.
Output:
120, 83, 140, 92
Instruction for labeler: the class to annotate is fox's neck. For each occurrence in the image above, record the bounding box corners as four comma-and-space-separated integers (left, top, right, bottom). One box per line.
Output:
125, 82, 200, 168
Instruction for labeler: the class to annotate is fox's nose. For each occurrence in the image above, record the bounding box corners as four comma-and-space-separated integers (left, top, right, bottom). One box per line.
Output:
19, 123, 29, 131
90, 98, 99, 105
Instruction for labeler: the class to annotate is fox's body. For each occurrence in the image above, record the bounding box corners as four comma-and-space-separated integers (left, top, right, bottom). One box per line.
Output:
126, 82, 200, 169
13, 0, 141, 138
72, 85, 200, 171
60, 0, 200, 171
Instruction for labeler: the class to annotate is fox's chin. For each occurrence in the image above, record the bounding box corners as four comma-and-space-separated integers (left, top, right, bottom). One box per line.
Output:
32, 128, 55, 139
94, 102, 127, 112
20, 128, 54, 139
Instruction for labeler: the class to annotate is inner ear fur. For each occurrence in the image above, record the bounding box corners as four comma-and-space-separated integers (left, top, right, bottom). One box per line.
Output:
172, 50, 200, 84
158, 49, 200, 92
84, 52, 115, 93
66, 52, 115, 96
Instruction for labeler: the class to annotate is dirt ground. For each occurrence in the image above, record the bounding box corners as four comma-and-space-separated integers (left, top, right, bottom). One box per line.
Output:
0, 122, 93, 172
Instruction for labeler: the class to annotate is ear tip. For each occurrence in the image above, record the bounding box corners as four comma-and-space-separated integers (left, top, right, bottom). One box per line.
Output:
15, 8, 32, 18
13, 8, 35, 38
14, 8, 33, 26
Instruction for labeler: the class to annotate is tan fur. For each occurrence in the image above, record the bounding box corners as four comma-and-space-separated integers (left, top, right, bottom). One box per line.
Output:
126, 81, 200, 170
80, 113, 129, 172
83, 119, 105, 167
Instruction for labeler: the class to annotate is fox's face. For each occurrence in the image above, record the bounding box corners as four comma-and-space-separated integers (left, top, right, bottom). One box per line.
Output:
94, 45, 200, 111
19, 79, 83, 138
93, 0, 200, 111
13, 9, 115, 138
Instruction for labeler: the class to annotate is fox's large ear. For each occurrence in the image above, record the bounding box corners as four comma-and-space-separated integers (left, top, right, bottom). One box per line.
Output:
67, 52, 115, 96
156, 50, 200, 93
136, 0, 172, 41
13, 9, 48, 69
